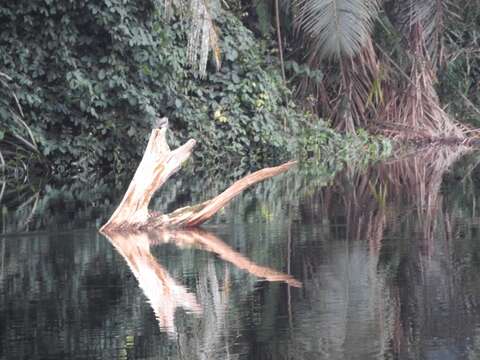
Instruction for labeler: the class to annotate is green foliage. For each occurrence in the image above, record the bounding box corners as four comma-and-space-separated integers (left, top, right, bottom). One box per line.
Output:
297, 121, 392, 175
254, 0, 273, 36
0, 0, 304, 173
285, 60, 324, 84
0, 0, 172, 173
0, 71, 43, 175
171, 14, 302, 162
0, 0, 397, 178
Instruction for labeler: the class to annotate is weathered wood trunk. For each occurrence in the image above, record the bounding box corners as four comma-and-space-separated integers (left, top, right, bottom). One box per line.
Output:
100, 118, 295, 232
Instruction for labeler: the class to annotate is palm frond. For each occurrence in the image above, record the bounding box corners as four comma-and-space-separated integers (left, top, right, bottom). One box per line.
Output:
293, 0, 380, 59
160, 0, 220, 76
378, 51, 465, 139
186, 0, 215, 76
376, 1, 465, 139
394, 0, 457, 66
0, 70, 41, 176
296, 38, 381, 132
334, 39, 382, 131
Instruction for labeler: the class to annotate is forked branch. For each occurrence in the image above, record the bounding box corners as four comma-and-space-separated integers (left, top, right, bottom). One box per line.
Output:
100, 118, 296, 232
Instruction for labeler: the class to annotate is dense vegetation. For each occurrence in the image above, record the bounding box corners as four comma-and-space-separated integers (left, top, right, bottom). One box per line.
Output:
0, 0, 315, 175
282, 0, 480, 138
1, 0, 480, 176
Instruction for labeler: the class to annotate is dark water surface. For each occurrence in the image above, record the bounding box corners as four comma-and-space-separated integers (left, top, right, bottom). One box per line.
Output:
2, 147, 480, 359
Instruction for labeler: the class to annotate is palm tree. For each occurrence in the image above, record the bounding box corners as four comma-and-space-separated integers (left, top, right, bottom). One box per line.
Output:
292, 0, 381, 132
161, 0, 473, 139
380, 0, 465, 139
291, 0, 467, 139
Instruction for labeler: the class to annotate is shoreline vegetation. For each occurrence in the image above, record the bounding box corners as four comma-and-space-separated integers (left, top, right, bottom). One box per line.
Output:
1, 0, 480, 179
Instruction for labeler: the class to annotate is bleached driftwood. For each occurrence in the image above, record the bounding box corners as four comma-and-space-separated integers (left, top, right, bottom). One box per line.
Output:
100, 118, 295, 232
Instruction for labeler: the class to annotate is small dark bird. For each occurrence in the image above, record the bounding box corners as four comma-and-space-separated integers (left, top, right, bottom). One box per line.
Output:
154, 117, 169, 129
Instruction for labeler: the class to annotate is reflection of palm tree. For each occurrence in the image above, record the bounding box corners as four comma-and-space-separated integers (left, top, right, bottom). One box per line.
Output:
102, 228, 301, 336
318, 146, 468, 256
0, 180, 40, 233
368, 147, 469, 356
299, 146, 470, 358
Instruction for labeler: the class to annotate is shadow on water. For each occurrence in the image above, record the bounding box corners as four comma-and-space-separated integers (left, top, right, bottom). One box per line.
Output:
3, 147, 480, 359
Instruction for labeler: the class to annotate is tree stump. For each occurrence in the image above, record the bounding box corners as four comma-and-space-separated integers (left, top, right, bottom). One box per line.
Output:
100, 118, 296, 232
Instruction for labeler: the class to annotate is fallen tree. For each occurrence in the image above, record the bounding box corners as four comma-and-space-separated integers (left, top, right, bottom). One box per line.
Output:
100, 118, 296, 232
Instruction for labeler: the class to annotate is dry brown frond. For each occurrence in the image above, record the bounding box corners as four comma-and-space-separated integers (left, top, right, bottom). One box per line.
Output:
296, 38, 382, 132
332, 39, 382, 132
377, 24, 465, 140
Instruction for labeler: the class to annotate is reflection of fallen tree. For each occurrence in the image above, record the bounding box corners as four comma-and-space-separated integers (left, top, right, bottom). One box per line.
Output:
105, 231, 202, 335
149, 228, 301, 288
103, 228, 300, 336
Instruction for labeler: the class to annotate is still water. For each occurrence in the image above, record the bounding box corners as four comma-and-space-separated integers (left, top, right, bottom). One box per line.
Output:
2, 146, 480, 359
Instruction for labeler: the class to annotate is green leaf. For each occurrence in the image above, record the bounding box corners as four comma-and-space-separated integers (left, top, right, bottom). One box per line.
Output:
294, 0, 380, 58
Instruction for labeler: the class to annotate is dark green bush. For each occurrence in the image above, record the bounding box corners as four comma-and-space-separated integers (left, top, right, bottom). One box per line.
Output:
0, 0, 305, 174
0, 71, 43, 175
297, 122, 392, 176
0, 0, 168, 173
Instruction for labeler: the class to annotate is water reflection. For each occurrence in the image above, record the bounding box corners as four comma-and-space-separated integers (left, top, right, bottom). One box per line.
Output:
316, 146, 468, 245
289, 146, 478, 359
105, 231, 202, 335
4, 148, 480, 359
103, 228, 300, 337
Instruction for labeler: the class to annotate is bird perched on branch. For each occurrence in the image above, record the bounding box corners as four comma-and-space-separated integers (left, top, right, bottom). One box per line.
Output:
154, 117, 169, 129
